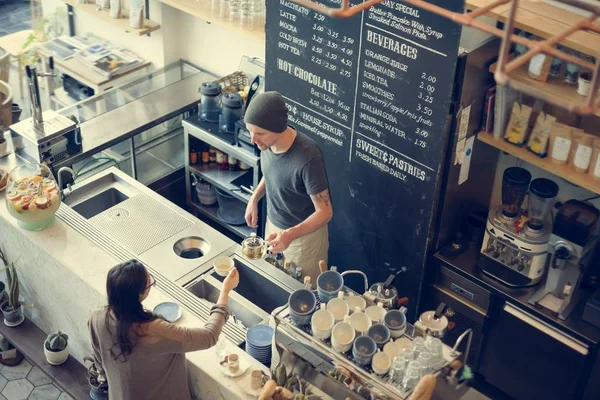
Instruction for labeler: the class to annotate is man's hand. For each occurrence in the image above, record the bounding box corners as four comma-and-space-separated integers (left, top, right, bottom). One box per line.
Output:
245, 200, 259, 228
267, 230, 294, 254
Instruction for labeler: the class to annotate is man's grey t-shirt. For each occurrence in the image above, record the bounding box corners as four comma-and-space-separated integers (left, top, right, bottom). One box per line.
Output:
261, 130, 329, 230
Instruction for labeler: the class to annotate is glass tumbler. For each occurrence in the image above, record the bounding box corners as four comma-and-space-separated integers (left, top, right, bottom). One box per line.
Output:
389, 356, 406, 384
229, 0, 241, 25
240, 2, 254, 30
211, 0, 221, 19
219, 0, 231, 21
417, 351, 434, 374
402, 360, 423, 391
411, 342, 425, 360
426, 338, 444, 368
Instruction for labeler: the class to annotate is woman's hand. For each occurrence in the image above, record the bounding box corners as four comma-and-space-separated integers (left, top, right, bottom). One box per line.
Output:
222, 267, 239, 292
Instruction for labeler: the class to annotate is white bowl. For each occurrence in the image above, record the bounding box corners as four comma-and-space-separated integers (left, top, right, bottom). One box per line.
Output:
214, 256, 234, 277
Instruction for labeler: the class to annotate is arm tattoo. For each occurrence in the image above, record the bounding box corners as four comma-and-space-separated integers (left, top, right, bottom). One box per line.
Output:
314, 190, 330, 207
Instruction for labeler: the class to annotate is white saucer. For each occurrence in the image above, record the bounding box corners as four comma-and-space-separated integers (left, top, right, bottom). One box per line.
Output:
4, 315, 25, 327
219, 357, 250, 378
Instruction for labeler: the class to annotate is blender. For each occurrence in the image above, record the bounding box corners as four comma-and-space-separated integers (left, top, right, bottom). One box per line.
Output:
500, 167, 531, 219
526, 178, 559, 232
198, 82, 222, 123
480, 167, 558, 287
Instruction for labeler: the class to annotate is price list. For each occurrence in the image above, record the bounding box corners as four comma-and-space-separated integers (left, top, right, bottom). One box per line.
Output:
266, 0, 463, 303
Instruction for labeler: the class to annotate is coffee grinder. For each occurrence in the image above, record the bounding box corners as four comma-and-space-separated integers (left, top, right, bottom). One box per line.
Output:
480, 167, 559, 287
529, 200, 599, 320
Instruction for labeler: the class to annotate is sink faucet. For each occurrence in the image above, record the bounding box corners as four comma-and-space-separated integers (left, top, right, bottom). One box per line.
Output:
340, 270, 369, 294
57, 167, 75, 200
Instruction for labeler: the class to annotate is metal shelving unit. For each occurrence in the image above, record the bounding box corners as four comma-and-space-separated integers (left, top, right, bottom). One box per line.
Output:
183, 116, 264, 240
188, 164, 252, 203
188, 201, 253, 238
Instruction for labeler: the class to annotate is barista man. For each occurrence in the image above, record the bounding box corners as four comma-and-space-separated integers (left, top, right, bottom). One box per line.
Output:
244, 91, 332, 282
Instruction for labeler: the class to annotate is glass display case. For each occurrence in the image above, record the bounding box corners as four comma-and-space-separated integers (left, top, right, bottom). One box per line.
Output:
58, 61, 210, 189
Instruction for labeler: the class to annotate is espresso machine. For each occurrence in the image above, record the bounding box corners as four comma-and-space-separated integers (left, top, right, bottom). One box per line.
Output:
529, 200, 600, 320
9, 60, 82, 170
480, 167, 559, 287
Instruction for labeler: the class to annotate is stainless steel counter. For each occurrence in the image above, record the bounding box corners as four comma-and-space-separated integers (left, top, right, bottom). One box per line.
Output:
56, 70, 216, 169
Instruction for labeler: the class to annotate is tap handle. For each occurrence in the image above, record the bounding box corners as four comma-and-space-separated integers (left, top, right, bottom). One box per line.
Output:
25, 65, 32, 79
48, 56, 54, 71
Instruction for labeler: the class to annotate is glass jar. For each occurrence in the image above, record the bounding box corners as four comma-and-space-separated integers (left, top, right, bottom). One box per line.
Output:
5, 163, 61, 231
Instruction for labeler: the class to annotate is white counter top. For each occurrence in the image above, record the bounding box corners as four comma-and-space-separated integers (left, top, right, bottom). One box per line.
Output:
0, 189, 269, 399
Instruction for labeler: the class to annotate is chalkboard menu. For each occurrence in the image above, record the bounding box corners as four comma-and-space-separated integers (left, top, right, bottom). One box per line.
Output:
266, 0, 463, 316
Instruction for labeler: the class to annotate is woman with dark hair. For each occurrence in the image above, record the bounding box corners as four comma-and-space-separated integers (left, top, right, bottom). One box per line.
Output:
88, 259, 239, 400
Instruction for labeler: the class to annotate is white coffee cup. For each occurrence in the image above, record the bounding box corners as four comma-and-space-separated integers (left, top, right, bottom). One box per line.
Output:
365, 304, 386, 324
372, 349, 392, 375
331, 316, 355, 353
345, 294, 366, 313
327, 292, 349, 323
311, 304, 334, 340
214, 256, 234, 277
383, 339, 401, 359
349, 307, 372, 335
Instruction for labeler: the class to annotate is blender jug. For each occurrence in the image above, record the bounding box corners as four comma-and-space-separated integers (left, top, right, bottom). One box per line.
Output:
501, 167, 532, 218
527, 178, 559, 230
219, 93, 244, 134
199, 82, 222, 122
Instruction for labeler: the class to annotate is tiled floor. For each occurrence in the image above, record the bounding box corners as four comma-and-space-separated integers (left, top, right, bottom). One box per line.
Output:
0, 0, 32, 37
0, 360, 71, 400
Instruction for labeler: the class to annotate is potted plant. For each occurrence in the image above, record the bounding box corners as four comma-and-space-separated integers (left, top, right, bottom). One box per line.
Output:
0, 337, 16, 360
84, 356, 109, 400
0, 247, 24, 327
44, 331, 69, 365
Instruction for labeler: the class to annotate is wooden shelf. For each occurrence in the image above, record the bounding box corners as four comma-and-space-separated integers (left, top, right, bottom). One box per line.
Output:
60, 0, 161, 36
466, 0, 600, 57
478, 132, 600, 195
161, 0, 265, 45
489, 60, 600, 117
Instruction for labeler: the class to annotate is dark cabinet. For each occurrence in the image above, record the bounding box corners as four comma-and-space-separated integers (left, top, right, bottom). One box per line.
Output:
481, 302, 589, 400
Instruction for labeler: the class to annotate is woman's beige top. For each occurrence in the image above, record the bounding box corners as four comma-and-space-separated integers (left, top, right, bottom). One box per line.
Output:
88, 304, 228, 400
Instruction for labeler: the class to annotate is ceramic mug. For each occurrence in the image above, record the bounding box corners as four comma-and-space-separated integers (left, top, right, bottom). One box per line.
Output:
367, 323, 391, 348
384, 309, 407, 339
365, 304, 386, 324
311, 304, 335, 340
331, 316, 355, 353
327, 292, 349, 323
288, 289, 317, 326
352, 336, 377, 366
383, 339, 401, 359
349, 307, 372, 335
372, 349, 392, 375
317, 269, 344, 303
345, 294, 366, 313
250, 370, 263, 390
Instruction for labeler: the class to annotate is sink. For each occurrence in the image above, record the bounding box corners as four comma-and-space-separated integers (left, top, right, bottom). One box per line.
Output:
187, 277, 266, 328
71, 188, 129, 219
211, 257, 292, 314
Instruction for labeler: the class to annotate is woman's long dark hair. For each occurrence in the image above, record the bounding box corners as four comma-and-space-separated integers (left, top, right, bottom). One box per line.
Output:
105, 260, 157, 361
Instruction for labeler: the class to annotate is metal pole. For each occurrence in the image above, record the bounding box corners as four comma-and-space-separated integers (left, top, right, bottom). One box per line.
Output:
67, 4, 75, 37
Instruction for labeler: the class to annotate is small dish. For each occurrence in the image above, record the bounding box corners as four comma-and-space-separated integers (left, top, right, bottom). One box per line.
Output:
219, 357, 250, 377
214, 256, 234, 277
153, 302, 182, 323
